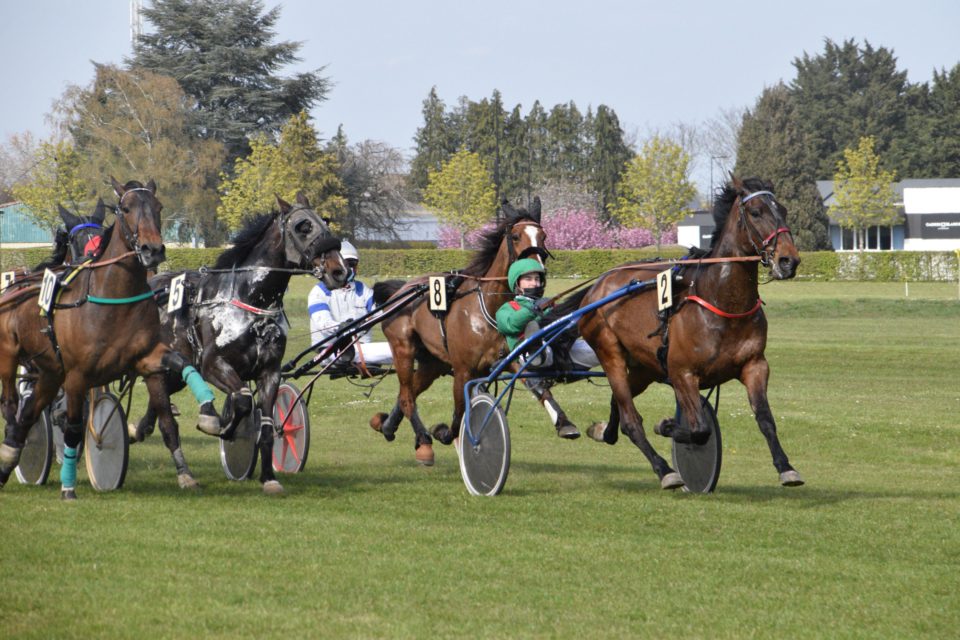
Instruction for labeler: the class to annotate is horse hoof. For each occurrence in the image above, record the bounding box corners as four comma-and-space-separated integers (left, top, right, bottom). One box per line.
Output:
660, 472, 684, 490
127, 423, 139, 442
653, 419, 675, 438
61, 488, 78, 501
0, 443, 21, 467
262, 480, 284, 495
196, 415, 222, 437
177, 474, 200, 490
780, 470, 805, 487
415, 443, 435, 466
586, 422, 608, 442
557, 424, 581, 440
169, 402, 181, 417
431, 424, 454, 446
369, 413, 387, 432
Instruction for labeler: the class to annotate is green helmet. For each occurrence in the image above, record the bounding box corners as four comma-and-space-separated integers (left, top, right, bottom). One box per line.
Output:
508, 258, 546, 291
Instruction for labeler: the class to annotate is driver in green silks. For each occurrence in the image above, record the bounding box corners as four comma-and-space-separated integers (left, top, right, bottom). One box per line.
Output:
495, 258, 554, 369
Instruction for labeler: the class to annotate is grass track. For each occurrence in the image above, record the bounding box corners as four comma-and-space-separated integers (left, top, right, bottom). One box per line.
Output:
2, 279, 958, 638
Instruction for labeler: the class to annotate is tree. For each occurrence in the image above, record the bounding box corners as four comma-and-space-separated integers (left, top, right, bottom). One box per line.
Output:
736, 83, 832, 250
923, 64, 960, 177
218, 112, 345, 231
409, 87, 455, 193
0, 132, 40, 202
54, 64, 227, 243
328, 128, 410, 241
129, 0, 330, 165
613, 136, 696, 251
423, 149, 496, 249
499, 104, 530, 204
831, 136, 898, 250
11, 140, 88, 230
585, 105, 633, 215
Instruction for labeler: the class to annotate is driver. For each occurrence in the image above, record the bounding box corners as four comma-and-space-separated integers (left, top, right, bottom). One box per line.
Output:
308, 240, 392, 367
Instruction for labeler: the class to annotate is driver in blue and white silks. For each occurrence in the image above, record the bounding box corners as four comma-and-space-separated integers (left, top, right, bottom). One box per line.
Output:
308, 240, 393, 366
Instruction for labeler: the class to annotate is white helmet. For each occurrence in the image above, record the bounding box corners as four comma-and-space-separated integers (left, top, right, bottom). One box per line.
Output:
340, 240, 359, 261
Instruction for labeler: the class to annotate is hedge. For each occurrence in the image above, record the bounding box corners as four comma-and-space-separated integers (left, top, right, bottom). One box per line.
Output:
2, 247, 958, 281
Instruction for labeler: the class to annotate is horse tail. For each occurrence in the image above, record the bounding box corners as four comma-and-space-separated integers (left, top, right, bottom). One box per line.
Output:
374, 279, 406, 306
552, 287, 590, 318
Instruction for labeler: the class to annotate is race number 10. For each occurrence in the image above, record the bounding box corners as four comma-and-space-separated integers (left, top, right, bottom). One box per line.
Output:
38, 269, 58, 313
657, 268, 673, 312
428, 276, 448, 312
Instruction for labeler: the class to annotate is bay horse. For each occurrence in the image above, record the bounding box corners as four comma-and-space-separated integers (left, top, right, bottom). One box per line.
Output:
0, 178, 223, 499
370, 198, 579, 464
578, 176, 803, 489
133, 193, 346, 495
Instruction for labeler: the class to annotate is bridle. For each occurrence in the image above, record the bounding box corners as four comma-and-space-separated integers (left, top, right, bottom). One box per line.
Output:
506, 219, 553, 265
67, 221, 103, 261
114, 187, 159, 265
737, 190, 792, 267
279, 204, 342, 279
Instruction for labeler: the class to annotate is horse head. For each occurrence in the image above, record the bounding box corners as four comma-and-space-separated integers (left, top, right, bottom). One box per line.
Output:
110, 177, 165, 269
57, 199, 107, 263
726, 175, 800, 280
277, 192, 347, 289
499, 196, 550, 266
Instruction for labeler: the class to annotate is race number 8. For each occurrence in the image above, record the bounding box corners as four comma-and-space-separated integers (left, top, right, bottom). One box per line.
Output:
428, 276, 447, 312
168, 273, 186, 313
1, 271, 15, 293
38, 269, 58, 313
657, 268, 673, 312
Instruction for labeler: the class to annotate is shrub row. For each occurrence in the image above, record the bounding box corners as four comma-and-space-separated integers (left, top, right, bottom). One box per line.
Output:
2, 247, 957, 281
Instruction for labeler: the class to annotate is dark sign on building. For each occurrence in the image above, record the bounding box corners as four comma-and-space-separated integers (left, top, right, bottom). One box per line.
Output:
906, 213, 960, 239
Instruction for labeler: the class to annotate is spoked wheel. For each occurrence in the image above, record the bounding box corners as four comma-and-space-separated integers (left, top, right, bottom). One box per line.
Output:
84, 390, 129, 491
220, 408, 260, 481
458, 392, 510, 496
672, 394, 722, 494
15, 410, 53, 485
272, 382, 310, 473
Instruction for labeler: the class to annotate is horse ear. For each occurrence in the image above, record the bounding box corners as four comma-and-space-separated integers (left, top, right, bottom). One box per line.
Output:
146, 179, 157, 194
530, 196, 542, 222
276, 195, 292, 214
92, 198, 106, 224
500, 199, 518, 221
295, 191, 310, 207
58, 204, 81, 229
729, 173, 745, 193
110, 176, 124, 198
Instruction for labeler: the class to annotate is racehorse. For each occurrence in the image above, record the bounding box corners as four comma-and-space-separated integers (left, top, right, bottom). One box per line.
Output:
578, 176, 803, 489
133, 193, 346, 495
0, 178, 222, 499
33, 200, 108, 271
371, 198, 579, 464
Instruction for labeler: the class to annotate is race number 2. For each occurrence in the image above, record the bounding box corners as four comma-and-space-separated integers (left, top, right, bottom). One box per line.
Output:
657, 268, 673, 312
38, 269, 58, 313
168, 273, 187, 313
428, 276, 448, 312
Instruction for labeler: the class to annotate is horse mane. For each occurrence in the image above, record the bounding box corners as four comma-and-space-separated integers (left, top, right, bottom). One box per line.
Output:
32, 234, 69, 272
461, 220, 511, 277
213, 213, 278, 269
708, 177, 774, 251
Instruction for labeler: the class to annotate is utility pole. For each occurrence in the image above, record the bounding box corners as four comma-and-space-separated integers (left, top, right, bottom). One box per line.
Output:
130, 0, 143, 46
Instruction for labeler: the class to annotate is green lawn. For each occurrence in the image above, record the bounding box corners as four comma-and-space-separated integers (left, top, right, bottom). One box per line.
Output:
2, 278, 958, 638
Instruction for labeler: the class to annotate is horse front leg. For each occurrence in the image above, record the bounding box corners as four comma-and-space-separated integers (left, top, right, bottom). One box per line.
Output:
741, 358, 804, 486
405, 356, 447, 465
142, 372, 199, 490
0, 371, 58, 490
254, 370, 284, 495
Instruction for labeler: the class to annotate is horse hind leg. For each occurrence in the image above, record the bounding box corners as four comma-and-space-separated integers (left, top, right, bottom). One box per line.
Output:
742, 359, 803, 487
587, 395, 621, 445
143, 373, 198, 489
130, 373, 182, 443
370, 402, 403, 442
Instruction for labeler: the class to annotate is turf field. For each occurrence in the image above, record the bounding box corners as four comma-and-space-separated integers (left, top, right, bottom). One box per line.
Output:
2, 278, 958, 638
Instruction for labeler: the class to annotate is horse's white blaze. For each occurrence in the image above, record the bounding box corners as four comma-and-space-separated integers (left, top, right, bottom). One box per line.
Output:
523, 226, 543, 264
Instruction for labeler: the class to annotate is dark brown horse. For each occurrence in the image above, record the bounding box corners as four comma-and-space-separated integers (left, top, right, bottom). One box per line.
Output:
133, 193, 346, 495
579, 176, 803, 489
0, 178, 222, 498
370, 199, 579, 463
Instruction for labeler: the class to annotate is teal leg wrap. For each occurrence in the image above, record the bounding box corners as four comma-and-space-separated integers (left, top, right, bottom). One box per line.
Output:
182, 366, 215, 405
61, 445, 78, 489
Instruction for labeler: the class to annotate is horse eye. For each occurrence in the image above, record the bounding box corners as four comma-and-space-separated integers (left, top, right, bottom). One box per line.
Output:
750, 207, 762, 218
511, 233, 520, 242
296, 220, 313, 234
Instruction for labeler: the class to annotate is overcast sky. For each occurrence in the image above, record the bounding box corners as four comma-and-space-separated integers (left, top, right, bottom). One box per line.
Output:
1, 0, 958, 191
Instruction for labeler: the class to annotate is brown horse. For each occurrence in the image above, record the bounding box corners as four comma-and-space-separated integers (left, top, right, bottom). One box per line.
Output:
0, 178, 221, 499
370, 199, 579, 463
578, 176, 803, 489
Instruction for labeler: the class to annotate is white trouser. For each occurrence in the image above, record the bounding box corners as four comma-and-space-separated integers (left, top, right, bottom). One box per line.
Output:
570, 338, 600, 369
352, 342, 393, 366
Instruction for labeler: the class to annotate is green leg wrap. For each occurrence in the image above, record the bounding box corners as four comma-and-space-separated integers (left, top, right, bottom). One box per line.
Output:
61, 445, 78, 489
182, 366, 215, 406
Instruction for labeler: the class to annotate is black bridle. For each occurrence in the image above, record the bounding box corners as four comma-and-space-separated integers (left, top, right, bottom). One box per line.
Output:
279, 204, 342, 279
737, 190, 793, 267
506, 220, 554, 265
114, 187, 160, 265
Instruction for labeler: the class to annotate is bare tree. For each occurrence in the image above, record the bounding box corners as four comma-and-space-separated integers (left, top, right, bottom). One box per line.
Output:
336, 139, 411, 241
0, 133, 40, 201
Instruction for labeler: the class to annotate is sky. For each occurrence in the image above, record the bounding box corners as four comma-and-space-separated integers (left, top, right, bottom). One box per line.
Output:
1, 0, 958, 193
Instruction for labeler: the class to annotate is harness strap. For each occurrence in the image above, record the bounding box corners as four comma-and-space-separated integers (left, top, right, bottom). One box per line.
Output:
229, 299, 282, 316
686, 295, 763, 319
87, 291, 155, 305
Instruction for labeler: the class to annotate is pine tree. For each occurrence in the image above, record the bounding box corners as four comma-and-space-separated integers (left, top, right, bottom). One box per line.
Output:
129, 0, 330, 165
410, 87, 455, 193
586, 105, 632, 215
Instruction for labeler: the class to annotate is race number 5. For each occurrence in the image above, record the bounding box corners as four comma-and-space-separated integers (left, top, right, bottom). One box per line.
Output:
168, 273, 187, 313
657, 268, 673, 312
0, 271, 15, 293
428, 276, 448, 312
38, 269, 58, 313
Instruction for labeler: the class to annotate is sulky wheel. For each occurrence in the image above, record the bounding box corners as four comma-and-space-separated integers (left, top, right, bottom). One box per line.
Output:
458, 392, 510, 496
84, 390, 129, 491
272, 382, 310, 474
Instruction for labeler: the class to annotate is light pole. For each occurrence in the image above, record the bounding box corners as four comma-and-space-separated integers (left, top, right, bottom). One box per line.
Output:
709, 155, 730, 199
